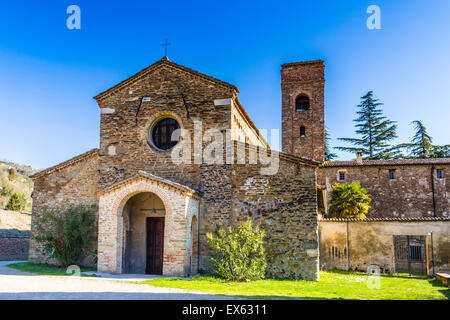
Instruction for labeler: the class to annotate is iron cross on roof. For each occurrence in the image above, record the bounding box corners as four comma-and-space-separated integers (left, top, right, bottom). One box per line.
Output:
161, 39, 171, 57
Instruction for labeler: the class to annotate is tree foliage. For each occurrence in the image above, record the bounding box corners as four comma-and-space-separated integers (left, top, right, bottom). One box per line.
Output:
206, 219, 266, 282
34, 204, 98, 267
328, 182, 371, 219
325, 128, 338, 161
5, 192, 26, 211
430, 144, 450, 158
394, 120, 449, 158
337, 91, 398, 159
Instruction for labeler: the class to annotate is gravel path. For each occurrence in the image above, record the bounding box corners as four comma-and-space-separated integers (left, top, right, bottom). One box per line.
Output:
0, 261, 237, 300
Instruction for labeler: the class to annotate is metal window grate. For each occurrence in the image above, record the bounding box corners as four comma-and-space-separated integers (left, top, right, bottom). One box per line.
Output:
409, 245, 422, 261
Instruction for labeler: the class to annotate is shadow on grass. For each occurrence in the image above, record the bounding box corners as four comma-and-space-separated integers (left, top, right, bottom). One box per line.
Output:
428, 278, 450, 298
326, 268, 428, 280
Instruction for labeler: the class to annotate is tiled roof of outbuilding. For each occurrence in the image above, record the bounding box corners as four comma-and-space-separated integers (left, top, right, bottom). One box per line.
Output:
321, 158, 450, 168
320, 217, 450, 222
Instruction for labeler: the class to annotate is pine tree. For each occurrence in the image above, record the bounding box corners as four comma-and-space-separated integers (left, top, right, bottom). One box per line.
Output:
324, 128, 338, 161
397, 120, 433, 158
336, 91, 398, 159
430, 145, 450, 158
394, 121, 449, 158
5, 192, 26, 212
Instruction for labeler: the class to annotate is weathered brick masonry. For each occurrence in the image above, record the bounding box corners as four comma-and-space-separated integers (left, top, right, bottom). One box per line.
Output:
281, 60, 325, 163
0, 210, 31, 260
30, 58, 320, 280
317, 159, 450, 218
29, 150, 99, 266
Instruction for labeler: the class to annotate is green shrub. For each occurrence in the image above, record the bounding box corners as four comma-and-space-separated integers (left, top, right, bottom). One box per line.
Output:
5, 192, 26, 211
328, 182, 371, 218
34, 204, 98, 267
206, 219, 266, 282
0, 185, 13, 197
9, 167, 16, 181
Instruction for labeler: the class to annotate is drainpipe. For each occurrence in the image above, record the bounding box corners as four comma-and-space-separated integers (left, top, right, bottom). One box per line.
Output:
429, 231, 435, 276
346, 221, 351, 271
431, 166, 437, 217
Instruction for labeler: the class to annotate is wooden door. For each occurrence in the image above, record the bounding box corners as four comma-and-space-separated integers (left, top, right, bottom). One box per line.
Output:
146, 217, 165, 275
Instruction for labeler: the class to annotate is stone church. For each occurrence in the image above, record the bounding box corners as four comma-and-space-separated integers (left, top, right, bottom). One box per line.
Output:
30, 57, 324, 280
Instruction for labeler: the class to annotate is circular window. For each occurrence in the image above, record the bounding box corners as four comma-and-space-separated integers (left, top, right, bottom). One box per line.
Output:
151, 118, 180, 150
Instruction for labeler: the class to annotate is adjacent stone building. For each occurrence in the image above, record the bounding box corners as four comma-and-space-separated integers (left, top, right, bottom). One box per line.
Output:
317, 156, 450, 218
30, 57, 321, 280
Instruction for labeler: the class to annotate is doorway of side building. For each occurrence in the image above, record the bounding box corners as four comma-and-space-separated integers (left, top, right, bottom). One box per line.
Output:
393, 235, 427, 276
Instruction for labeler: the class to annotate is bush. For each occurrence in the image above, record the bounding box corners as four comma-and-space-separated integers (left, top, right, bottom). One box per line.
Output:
206, 219, 266, 282
9, 167, 16, 181
34, 204, 98, 267
5, 192, 26, 211
328, 182, 371, 218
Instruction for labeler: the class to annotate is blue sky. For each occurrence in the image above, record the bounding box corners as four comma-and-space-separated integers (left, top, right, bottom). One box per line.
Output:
0, 0, 449, 169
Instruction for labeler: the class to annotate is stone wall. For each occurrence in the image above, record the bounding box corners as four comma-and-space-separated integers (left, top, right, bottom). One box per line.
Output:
319, 219, 450, 273
197, 142, 320, 280
0, 237, 29, 260
317, 164, 449, 218
232, 151, 319, 280
0, 210, 31, 260
29, 152, 99, 266
95, 61, 234, 192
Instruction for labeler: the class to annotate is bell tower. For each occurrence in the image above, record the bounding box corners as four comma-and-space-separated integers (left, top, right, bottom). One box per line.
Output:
281, 60, 325, 162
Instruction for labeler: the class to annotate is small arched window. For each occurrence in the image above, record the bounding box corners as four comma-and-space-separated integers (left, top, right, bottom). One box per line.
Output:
300, 126, 306, 137
295, 95, 310, 111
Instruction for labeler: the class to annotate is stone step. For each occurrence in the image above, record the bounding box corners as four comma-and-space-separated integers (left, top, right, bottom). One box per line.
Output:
436, 272, 450, 287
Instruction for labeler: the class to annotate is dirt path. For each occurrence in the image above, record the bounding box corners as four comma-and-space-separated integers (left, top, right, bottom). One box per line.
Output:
0, 261, 237, 300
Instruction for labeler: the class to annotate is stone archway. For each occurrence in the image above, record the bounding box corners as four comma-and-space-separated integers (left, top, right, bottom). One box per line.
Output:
97, 172, 201, 276
122, 192, 166, 274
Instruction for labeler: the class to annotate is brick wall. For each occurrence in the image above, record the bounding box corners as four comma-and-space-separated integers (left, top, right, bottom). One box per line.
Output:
232, 150, 320, 280
29, 153, 99, 266
317, 164, 449, 218
281, 60, 325, 163
0, 237, 29, 260
0, 210, 31, 260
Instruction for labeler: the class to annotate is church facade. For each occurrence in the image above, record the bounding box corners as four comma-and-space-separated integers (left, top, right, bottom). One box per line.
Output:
30, 58, 323, 280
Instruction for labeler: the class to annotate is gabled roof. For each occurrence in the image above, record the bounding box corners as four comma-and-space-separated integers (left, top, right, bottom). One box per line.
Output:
94, 57, 239, 102
31, 149, 99, 180
321, 158, 450, 168
98, 170, 203, 199
320, 217, 450, 222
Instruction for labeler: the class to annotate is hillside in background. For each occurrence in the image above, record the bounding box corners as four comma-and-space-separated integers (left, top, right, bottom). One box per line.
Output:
0, 160, 35, 213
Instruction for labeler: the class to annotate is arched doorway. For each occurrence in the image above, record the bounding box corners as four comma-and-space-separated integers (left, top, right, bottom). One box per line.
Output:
122, 192, 165, 274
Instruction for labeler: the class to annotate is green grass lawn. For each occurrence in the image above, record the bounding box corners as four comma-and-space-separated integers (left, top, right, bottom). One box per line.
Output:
139, 270, 449, 300
7, 262, 98, 277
